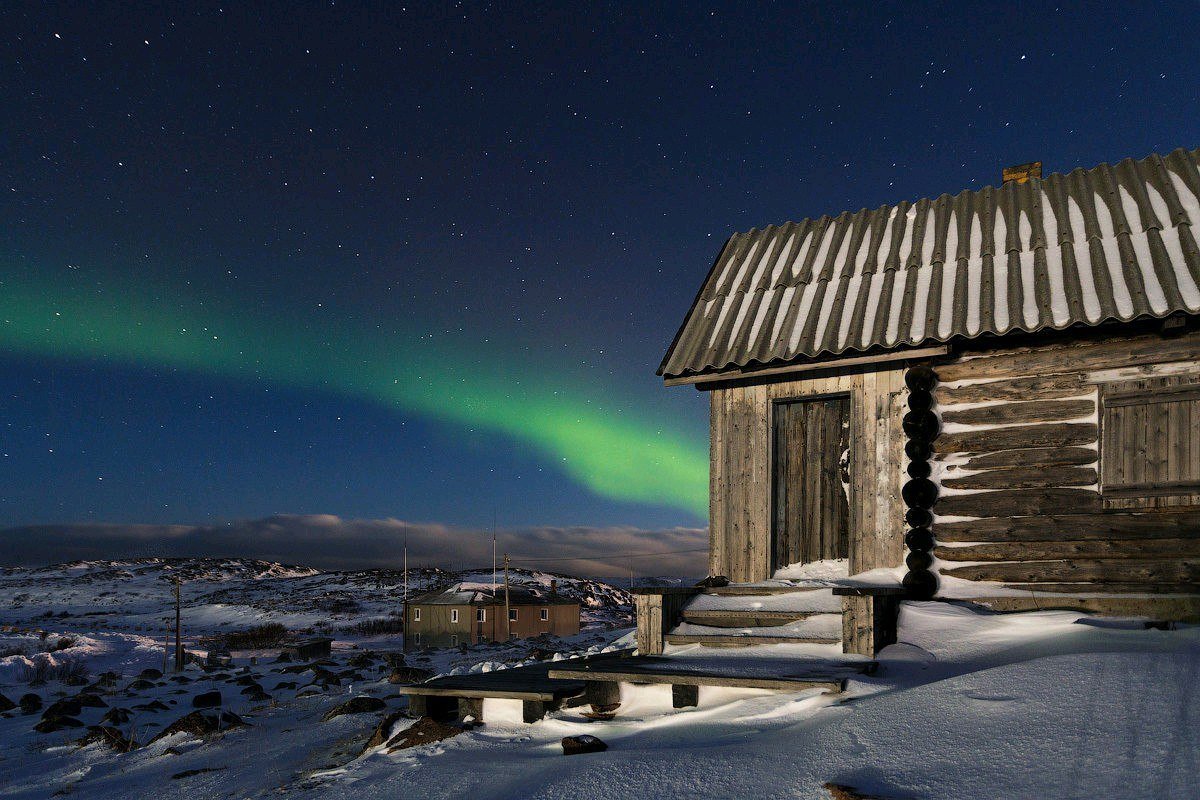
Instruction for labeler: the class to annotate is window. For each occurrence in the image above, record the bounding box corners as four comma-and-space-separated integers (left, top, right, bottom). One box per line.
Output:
413, 632, 421, 645
509, 608, 518, 621
1102, 381, 1200, 505
476, 608, 485, 622
539, 608, 548, 621
450, 634, 458, 646
451, 609, 459, 623
412, 607, 421, 622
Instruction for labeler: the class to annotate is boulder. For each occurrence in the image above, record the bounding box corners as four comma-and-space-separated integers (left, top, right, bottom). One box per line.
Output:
387, 667, 433, 685
76, 693, 108, 708
77, 725, 137, 752
149, 710, 245, 744
385, 717, 465, 752
125, 679, 156, 691
192, 691, 221, 709
243, 688, 272, 703
42, 697, 83, 719
322, 695, 386, 722
238, 683, 264, 695
138, 668, 163, 680
361, 710, 407, 753
34, 716, 84, 733
134, 700, 170, 712
18, 694, 42, 714
234, 675, 260, 686
100, 707, 132, 725
561, 735, 608, 756
695, 575, 730, 588
0, 693, 15, 712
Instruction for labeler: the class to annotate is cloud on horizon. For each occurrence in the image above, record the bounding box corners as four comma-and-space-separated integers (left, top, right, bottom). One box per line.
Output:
0, 514, 709, 578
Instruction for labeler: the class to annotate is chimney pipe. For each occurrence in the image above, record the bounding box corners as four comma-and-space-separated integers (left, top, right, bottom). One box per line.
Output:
1002, 161, 1042, 185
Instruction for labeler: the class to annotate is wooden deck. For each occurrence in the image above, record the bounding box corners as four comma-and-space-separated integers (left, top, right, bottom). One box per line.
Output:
548, 653, 876, 710
391, 650, 630, 723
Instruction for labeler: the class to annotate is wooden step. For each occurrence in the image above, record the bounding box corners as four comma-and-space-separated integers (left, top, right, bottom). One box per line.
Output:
700, 585, 828, 596
680, 609, 820, 628
666, 632, 841, 647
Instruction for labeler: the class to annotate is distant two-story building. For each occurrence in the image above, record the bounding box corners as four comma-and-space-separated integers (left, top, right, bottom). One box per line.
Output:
403, 583, 580, 649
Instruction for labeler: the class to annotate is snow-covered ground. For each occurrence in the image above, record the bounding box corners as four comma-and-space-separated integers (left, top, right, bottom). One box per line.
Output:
2, 561, 1197, 799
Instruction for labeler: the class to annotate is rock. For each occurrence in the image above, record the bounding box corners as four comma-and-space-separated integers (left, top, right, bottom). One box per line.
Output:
296, 686, 323, 697
561, 735, 608, 756
238, 683, 264, 695
138, 668, 163, 680
42, 698, 83, 719
76, 693, 108, 708
528, 647, 556, 661
170, 675, 192, 684
64, 673, 90, 687
387, 667, 433, 685
361, 710, 407, 753
243, 688, 272, 703
273, 651, 293, 663
234, 675, 260, 686
150, 710, 245, 744
0, 694, 15, 712
134, 700, 169, 712
19, 694, 42, 714
192, 691, 221, 709
96, 671, 120, 687
383, 653, 406, 668
125, 679, 156, 691
100, 707, 132, 725
34, 716, 84, 733
273, 681, 297, 691
385, 717, 465, 752
322, 695, 386, 722
348, 652, 376, 668
171, 767, 227, 780
77, 725, 137, 751
695, 575, 730, 588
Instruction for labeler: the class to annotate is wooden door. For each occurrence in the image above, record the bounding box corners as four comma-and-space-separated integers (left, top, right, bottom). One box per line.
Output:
771, 396, 851, 573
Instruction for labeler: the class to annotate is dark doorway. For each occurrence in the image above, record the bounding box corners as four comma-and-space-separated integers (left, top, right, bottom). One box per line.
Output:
771, 395, 851, 574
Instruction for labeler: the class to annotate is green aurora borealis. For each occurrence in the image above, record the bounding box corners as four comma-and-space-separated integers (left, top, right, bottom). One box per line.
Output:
0, 271, 709, 518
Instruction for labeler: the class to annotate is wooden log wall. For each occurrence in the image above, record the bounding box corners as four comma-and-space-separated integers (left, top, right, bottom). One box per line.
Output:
709, 366, 908, 583
931, 330, 1200, 609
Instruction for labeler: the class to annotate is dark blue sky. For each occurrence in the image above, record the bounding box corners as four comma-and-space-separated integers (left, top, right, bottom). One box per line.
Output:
2, 2, 1198, 536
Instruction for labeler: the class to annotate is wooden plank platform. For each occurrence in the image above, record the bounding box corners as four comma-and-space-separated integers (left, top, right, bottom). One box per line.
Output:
680, 609, 820, 627
548, 654, 876, 694
665, 632, 840, 647
392, 650, 631, 723
698, 585, 829, 596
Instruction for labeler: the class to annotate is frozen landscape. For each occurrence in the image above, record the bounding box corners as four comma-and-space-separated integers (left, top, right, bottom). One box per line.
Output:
1, 559, 1196, 799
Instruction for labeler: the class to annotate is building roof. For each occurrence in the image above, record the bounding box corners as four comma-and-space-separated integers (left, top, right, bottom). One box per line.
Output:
407, 584, 577, 606
659, 147, 1200, 380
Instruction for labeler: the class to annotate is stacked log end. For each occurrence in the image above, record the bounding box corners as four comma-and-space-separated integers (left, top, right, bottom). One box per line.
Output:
901, 365, 939, 600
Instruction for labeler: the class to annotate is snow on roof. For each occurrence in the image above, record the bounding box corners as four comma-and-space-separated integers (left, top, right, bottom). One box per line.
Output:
408, 583, 577, 606
660, 147, 1200, 379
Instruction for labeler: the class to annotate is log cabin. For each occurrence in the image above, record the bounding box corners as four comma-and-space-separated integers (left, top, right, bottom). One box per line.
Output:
656, 147, 1200, 634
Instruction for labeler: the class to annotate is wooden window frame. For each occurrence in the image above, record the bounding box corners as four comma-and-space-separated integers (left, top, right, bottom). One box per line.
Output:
1100, 380, 1200, 506
509, 608, 518, 621
476, 608, 485, 622
412, 607, 420, 622
451, 609, 459, 623
539, 608, 549, 621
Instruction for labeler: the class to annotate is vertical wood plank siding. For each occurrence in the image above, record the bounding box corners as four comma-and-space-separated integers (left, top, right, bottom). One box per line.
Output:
709, 366, 907, 582
932, 330, 1200, 599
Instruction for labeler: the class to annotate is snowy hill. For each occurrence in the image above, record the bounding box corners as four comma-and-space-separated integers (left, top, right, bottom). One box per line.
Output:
0, 558, 633, 636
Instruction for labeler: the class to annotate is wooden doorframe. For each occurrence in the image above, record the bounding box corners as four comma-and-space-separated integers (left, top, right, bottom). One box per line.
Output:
768, 392, 853, 576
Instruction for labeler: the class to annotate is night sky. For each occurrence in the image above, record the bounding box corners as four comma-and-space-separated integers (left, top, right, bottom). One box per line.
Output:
2, 3, 1199, 562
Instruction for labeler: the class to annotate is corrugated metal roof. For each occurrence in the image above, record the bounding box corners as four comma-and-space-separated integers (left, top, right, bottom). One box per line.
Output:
659, 148, 1200, 380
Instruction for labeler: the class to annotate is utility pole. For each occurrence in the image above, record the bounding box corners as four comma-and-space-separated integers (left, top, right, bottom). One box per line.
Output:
172, 577, 183, 672
503, 554, 511, 641
492, 512, 497, 598
161, 618, 170, 674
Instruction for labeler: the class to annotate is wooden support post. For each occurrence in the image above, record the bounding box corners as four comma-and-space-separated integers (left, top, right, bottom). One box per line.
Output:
420, 695, 458, 722
839, 592, 901, 657
522, 700, 546, 723
671, 684, 699, 708
407, 695, 427, 718
457, 697, 484, 723
634, 589, 699, 655
584, 680, 621, 710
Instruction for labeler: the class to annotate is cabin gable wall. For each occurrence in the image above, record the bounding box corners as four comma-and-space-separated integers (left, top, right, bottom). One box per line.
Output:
709, 365, 908, 582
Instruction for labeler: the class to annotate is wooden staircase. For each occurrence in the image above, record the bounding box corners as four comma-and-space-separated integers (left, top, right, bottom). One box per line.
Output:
664, 585, 844, 648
